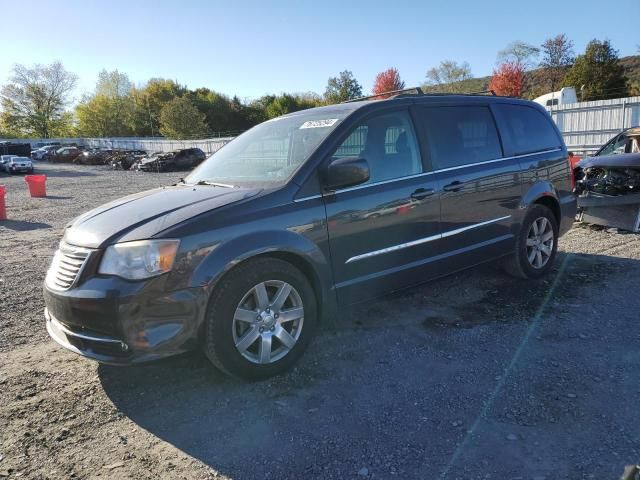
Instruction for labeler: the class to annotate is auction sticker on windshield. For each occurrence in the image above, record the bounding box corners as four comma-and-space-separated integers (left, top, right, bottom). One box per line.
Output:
300, 119, 339, 129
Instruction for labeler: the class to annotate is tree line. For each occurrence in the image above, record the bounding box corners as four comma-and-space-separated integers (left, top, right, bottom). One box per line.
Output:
427, 36, 632, 101
0, 34, 635, 139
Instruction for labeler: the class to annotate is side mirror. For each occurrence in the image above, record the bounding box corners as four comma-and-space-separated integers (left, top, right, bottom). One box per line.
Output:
323, 157, 370, 191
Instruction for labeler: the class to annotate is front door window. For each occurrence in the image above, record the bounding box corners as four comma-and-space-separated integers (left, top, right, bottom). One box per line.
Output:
332, 111, 422, 184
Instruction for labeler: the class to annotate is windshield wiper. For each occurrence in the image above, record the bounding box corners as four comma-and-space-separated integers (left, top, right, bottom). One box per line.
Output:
195, 180, 236, 188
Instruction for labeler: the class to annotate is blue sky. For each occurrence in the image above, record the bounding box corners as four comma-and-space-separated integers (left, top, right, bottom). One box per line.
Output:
0, 0, 637, 102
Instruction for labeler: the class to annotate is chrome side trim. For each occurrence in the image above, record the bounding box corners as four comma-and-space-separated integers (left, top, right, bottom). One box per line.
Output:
345, 215, 511, 264
336, 234, 514, 290
345, 233, 441, 263
441, 215, 512, 238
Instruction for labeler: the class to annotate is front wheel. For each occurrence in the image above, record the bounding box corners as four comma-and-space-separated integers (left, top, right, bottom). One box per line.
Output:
203, 258, 317, 380
504, 204, 559, 279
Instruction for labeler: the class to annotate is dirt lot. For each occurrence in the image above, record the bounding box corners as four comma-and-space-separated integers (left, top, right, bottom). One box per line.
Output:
1, 163, 639, 480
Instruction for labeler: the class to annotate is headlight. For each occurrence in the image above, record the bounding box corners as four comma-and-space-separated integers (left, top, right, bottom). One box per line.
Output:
99, 239, 180, 280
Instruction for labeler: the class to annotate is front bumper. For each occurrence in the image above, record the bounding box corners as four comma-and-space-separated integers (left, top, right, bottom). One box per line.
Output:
46, 308, 133, 363
43, 276, 206, 365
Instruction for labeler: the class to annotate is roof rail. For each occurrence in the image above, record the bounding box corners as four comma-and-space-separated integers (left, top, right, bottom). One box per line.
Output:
468, 90, 496, 96
342, 87, 497, 103
342, 87, 424, 103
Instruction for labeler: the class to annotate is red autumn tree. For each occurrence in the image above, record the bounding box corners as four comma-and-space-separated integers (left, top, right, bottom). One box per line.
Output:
372, 68, 405, 97
488, 61, 524, 97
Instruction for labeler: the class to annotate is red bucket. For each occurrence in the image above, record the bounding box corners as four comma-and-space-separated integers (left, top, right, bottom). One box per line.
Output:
25, 175, 47, 197
0, 185, 6, 220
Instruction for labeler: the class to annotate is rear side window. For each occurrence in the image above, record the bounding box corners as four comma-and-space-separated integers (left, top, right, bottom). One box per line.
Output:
420, 106, 502, 170
493, 104, 562, 156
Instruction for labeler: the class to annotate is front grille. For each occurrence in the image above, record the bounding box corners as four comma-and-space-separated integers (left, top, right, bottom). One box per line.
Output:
46, 243, 92, 290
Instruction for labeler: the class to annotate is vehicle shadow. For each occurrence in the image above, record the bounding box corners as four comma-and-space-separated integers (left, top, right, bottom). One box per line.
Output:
0, 219, 52, 231
98, 252, 637, 479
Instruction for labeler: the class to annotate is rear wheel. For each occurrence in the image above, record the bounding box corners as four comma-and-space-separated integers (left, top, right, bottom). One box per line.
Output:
504, 204, 558, 279
203, 257, 317, 380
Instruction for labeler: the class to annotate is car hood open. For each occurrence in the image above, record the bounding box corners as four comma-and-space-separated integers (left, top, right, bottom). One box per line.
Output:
64, 184, 261, 248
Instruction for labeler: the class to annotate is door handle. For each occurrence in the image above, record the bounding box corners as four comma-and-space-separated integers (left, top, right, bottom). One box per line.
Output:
410, 188, 435, 200
443, 181, 463, 192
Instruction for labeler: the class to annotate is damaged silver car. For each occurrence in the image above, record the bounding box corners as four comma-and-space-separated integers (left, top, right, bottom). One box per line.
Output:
574, 127, 640, 231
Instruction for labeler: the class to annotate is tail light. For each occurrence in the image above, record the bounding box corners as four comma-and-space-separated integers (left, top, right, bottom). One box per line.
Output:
568, 153, 581, 191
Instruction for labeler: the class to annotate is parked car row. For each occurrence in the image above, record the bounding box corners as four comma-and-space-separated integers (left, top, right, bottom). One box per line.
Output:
25, 141, 208, 173
72, 147, 207, 172
135, 148, 206, 172
31, 145, 61, 160
51, 146, 85, 163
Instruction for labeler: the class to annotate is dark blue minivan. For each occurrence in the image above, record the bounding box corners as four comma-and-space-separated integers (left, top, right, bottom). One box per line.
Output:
44, 90, 576, 379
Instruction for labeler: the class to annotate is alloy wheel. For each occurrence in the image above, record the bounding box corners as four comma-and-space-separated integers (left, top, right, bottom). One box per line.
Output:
232, 280, 304, 364
526, 217, 554, 269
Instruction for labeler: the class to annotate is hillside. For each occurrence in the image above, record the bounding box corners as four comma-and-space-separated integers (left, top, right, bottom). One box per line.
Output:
422, 55, 640, 100
620, 55, 640, 85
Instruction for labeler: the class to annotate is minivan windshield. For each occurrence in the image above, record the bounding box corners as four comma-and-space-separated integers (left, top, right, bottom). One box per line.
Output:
186, 108, 353, 187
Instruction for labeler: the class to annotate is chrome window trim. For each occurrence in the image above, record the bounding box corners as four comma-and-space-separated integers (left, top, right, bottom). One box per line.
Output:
293, 194, 322, 203
294, 147, 562, 202
431, 148, 562, 173
324, 148, 563, 196
345, 215, 511, 264
294, 148, 562, 201
332, 171, 433, 194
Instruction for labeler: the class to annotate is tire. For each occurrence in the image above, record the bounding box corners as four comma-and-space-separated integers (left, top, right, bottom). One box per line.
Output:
203, 257, 317, 380
504, 204, 559, 279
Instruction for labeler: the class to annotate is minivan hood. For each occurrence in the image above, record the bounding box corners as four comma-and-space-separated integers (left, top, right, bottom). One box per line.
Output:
64, 184, 261, 248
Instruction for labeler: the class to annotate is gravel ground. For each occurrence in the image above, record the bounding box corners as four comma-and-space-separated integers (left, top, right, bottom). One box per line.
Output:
1, 162, 639, 480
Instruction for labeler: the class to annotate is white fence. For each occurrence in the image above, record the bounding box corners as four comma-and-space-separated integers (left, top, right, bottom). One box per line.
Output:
81, 137, 234, 154
547, 96, 640, 155
1, 136, 234, 155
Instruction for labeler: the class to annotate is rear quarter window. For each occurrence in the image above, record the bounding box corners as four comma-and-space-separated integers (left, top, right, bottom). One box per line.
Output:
493, 104, 562, 156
